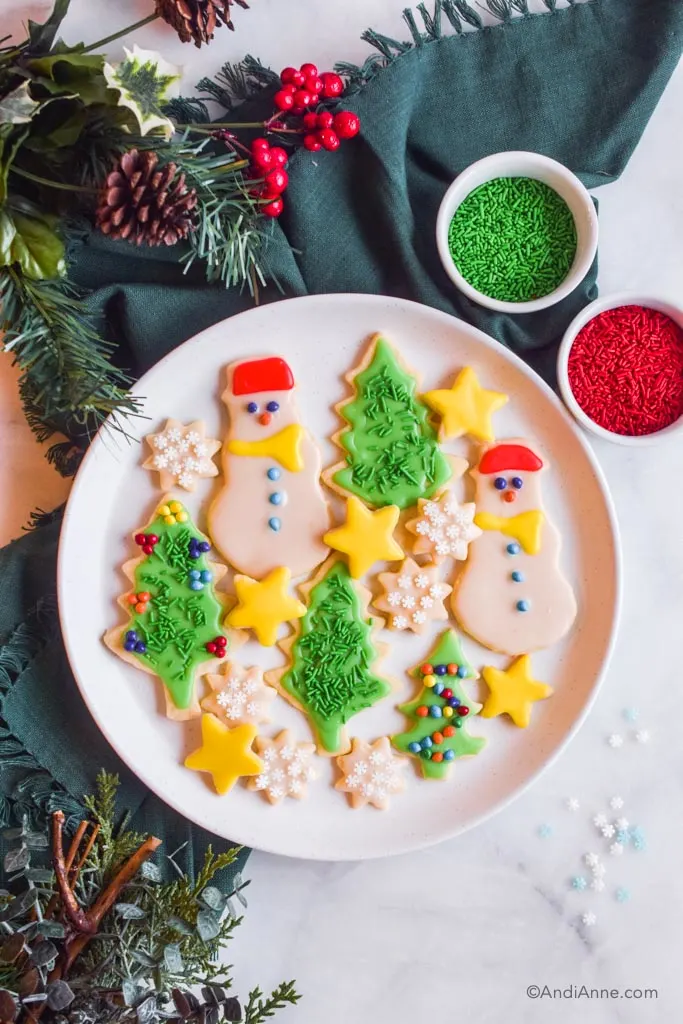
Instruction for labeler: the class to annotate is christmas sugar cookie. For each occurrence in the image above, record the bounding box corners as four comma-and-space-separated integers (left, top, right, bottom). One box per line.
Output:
103, 499, 241, 720
324, 333, 452, 510
143, 420, 220, 491
208, 355, 330, 579
226, 566, 306, 647
422, 366, 508, 442
393, 630, 486, 779
335, 737, 407, 810
481, 655, 552, 728
185, 715, 263, 795
374, 558, 451, 634
452, 440, 577, 655
247, 730, 317, 804
201, 660, 277, 727
406, 489, 481, 563
323, 496, 404, 578
267, 557, 392, 756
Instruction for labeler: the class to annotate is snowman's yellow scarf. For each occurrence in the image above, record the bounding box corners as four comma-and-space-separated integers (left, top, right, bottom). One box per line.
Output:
227, 423, 305, 472
474, 509, 544, 556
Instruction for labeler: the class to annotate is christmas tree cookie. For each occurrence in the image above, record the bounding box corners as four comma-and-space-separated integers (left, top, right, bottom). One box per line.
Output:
393, 630, 486, 779
103, 498, 240, 720
325, 334, 452, 510
267, 557, 392, 755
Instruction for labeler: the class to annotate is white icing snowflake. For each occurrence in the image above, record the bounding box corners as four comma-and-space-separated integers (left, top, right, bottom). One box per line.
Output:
609, 842, 624, 857
202, 663, 276, 726
167, 427, 182, 442
248, 730, 316, 805
153, 434, 169, 450
412, 610, 427, 625
165, 446, 180, 461
607, 734, 624, 749
183, 457, 202, 473
582, 911, 597, 927
406, 491, 482, 562
177, 438, 190, 453
169, 461, 183, 477
401, 595, 416, 610
419, 595, 434, 609
193, 441, 209, 457
178, 472, 194, 489
387, 592, 403, 607
414, 574, 430, 589
429, 584, 446, 599
335, 737, 407, 810
186, 430, 201, 445
609, 796, 624, 811
153, 453, 169, 469
397, 575, 413, 590
590, 878, 605, 893
144, 420, 220, 492
392, 615, 409, 630
376, 559, 451, 634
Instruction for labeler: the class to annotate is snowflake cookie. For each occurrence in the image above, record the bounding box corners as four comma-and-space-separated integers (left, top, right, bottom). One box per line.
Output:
247, 730, 317, 805
201, 661, 277, 727
143, 419, 220, 492
374, 558, 452, 634
335, 736, 408, 810
405, 489, 481, 563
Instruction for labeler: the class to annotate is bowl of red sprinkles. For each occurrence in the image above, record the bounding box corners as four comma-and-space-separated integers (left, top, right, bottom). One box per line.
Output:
558, 294, 683, 445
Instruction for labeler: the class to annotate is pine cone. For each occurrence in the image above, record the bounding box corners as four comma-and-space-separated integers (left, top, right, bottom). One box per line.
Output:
96, 149, 198, 247
156, 0, 249, 47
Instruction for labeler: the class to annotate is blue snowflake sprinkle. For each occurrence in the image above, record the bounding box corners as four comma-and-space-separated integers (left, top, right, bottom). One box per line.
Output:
616, 829, 630, 846
615, 887, 630, 903
571, 876, 588, 891
622, 707, 639, 724
631, 827, 646, 851
537, 823, 553, 839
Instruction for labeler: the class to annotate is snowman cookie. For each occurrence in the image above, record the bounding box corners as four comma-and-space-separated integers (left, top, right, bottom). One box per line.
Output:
452, 440, 577, 655
208, 356, 330, 579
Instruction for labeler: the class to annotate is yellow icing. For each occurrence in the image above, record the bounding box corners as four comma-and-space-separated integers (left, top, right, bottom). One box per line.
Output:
226, 566, 306, 646
480, 655, 553, 728
323, 496, 404, 578
184, 715, 263, 794
423, 366, 508, 442
473, 509, 544, 555
227, 423, 305, 472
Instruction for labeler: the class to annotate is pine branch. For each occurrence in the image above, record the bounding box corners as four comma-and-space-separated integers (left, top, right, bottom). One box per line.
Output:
245, 981, 301, 1024
195, 54, 279, 111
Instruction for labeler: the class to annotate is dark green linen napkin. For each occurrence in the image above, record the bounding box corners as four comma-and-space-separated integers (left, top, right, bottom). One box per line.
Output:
1, 0, 681, 872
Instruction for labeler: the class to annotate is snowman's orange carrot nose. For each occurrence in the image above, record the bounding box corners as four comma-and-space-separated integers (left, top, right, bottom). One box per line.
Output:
503, 491, 516, 503
259, 412, 272, 426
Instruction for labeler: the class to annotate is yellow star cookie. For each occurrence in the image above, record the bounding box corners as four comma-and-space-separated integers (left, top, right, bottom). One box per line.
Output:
184, 715, 263, 795
323, 497, 404, 578
423, 366, 508, 442
481, 655, 553, 728
226, 566, 306, 646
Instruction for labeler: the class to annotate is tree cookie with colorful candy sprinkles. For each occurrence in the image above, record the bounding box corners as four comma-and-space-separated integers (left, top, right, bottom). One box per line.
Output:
324, 333, 452, 511
267, 557, 392, 756
208, 355, 330, 579
393, 629, 486, 780
452, 439, 577, 655
103, 498, 242, 721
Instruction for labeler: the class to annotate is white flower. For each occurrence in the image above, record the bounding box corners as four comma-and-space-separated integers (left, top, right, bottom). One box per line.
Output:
607, 734, 624, 749
609, 796, 624, 810
581, 911, 597, 927
609, 842, 624, 857
392, 615, 409, 630
635, 729, 650, 744
566, 797, 580, 812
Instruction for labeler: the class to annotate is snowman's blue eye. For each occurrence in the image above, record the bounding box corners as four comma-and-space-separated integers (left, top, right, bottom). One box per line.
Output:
266, 401, 280, 413
511, 477, 523, 489
494, 477, 507, 490
247, 402, 258, 414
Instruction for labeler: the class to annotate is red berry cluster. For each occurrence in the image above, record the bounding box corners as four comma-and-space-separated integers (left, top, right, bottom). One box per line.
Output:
135, 532, 159, 556
205, 635, 228, 658
248, 139, 289, 218
274, 63, 343, 113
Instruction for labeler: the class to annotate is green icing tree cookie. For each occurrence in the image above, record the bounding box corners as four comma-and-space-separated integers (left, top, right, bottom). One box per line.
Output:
275, 559, 391, 754
104, 499, 231, 717
329, 334, 452, 510
393, 629, 486, 779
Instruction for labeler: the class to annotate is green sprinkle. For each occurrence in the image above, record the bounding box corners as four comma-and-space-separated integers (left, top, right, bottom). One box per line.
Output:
448, 177, 577, 303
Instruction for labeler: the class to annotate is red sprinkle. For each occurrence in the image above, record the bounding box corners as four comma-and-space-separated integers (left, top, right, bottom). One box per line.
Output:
567, 305, 683, 436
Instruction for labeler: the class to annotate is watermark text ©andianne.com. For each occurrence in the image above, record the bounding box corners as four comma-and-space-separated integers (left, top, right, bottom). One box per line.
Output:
526, 985, 657, 1001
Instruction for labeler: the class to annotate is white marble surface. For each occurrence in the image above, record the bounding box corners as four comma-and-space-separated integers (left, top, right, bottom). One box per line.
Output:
2, 1, 682, 1020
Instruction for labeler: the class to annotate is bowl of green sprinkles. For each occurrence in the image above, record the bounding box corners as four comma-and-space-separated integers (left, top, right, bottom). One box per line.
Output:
436, 151, 599, 314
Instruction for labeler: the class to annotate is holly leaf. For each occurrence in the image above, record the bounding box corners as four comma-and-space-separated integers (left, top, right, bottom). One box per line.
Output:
0, 83, 39, 125
28, 0, 72, 55
0, 209, 66, 280
103, 45, 179, 138
26, 53, 110, 107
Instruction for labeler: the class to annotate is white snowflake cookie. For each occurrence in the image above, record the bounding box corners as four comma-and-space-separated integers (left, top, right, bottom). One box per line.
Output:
201, 661, 277, 727
374, 558, 452, 634
247, 730, 317, 805
406, 489, 482, 563
143, 419, 220, 492
335, 736, 407, 810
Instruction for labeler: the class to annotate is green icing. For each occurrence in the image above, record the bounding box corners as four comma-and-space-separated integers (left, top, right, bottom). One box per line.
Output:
123, 505, 226, 710
393, 629, 486, 780
281, 560, 390, 753
334, 336, 452, 510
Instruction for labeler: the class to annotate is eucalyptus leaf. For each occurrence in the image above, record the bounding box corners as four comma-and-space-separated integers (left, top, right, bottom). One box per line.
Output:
46, 979, 75, 1012
122, 977, 139, 1006
0, 887, 37, 921
235, 887, 248, 909
136, 996, 158, 1023
36, 919, 65, 938
4, 846, 29, 873
25, 867, 55, 883
1, 828, 24, 840
200, 886, 226, 913
31, 939, 58, 967
196, 908, 221, 942
130, 949, 158, 968
0, 83, 39, 125
24, 831, 49, 849
115, 902, 147, 920
167, 915, 193, 936
163, 943, 184, 974
139, 860, 162, 883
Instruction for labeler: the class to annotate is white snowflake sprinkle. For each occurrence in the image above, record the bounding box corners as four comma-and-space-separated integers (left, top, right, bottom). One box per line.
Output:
582, 911, 597, 927
153, 454, 169, 469
167, 427, 182, 442
565, 797, 580, 812
415, 574, 430, 589
194, 441, 209, 457
387, 592, 402, 607
401, 595, 416, 610
635, 730, 650, 744
415, 521, 430, 535
615, 817, 629, 831
590, 878, 605, 893
593, 814, 608, 829
608, 734, 624, 749
153, 434, 169, 450
423, 503, 439, 519
392, 615, 409, 630
592, 862, 606, 878
412, 610, 427, 625
397, 575, 413, 590
609, 796, 624, 811
601, 825, 615, 839
419, 595, 434, 609
178, 472, 194, 488
177, 438, 190, 453
584, 853, 600, 868
609, 842, 624, 857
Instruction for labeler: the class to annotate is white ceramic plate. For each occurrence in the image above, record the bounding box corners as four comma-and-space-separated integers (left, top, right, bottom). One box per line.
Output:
58, 294, 621, 861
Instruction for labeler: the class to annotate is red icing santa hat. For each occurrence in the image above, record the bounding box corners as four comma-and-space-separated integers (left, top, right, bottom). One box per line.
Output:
478, 443, 544, 475
232, 357, 295, 396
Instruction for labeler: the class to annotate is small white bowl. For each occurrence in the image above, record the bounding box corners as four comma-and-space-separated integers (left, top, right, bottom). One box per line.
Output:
557, 292, 683, 446
436, 151, 599, 314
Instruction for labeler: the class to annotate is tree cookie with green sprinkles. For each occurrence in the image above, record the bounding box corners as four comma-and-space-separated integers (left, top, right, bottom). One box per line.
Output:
324, 333, 452, 510
267, 556, 393, 756
448, 177, 577, 303
103, 497, 243, 721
